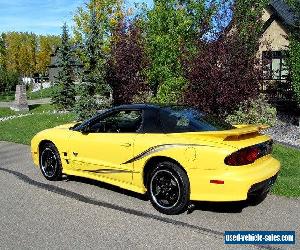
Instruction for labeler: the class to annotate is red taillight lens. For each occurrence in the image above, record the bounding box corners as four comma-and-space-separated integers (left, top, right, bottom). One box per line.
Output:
225, 147, 260, 166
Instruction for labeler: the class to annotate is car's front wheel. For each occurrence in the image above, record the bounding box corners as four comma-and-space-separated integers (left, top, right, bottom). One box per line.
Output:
39, 142, 62, 181
148, 161, 190, 215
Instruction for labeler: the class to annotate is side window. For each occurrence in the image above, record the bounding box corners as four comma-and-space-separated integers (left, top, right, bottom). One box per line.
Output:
262, 50, 288, 80
89, 110, 142, 133
160, 110, 196, 133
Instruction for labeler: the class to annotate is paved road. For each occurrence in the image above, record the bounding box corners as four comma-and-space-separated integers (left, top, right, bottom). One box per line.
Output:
0, 142, 299, 249
0, 98, 51, 108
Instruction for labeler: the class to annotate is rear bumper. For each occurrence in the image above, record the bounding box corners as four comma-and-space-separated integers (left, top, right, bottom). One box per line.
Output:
247, 174, 278, 197
188, 156, 280, 202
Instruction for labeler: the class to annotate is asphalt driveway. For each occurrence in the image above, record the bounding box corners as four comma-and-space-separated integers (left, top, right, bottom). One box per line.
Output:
0, 141, 299, 249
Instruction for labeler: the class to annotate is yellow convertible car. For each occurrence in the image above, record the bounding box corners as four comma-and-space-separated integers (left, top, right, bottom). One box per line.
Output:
31, 104, 280, 214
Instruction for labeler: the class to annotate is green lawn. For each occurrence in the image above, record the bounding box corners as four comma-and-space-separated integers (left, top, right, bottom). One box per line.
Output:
271, 144, 300, 198
0, 107, 16, 117
0, 87, 54, 102
0, 104, 57, 118
0, 112, 76, 145
27, 87, 54, 100
29, 104, 56, 113
0, 91, 15, 102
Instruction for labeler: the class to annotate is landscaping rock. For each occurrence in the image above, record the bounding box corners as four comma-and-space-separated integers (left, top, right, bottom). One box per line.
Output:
263, 119, 300, 147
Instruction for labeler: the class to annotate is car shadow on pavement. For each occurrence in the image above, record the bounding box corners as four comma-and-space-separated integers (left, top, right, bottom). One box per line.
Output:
191, 196, 266, 214
65, 175, 148, 201
65, 175, 267, 214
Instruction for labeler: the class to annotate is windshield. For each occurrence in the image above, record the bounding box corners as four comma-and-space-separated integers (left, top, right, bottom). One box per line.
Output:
160, 106, 234, 133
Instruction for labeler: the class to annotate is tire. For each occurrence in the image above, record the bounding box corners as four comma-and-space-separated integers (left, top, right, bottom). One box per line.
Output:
39, 142, 62, 181
148, 161, 190, 215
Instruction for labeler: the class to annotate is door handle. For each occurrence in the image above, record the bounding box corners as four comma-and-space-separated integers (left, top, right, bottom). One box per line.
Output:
121, 143, 132, 147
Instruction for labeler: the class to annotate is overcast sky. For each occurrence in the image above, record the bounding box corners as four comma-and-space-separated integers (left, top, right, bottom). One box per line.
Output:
0, 0, 153, 35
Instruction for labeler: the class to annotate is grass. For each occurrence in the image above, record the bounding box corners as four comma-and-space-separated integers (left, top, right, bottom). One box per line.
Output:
0, 87, 54, 102
29, 104, 56, 113
0, 91, 15, 102
0, 107, 16, 117
0, 104, 56, 118
271, 144, 300, 198
0, 112, 76, 145
27, 87, 54, 100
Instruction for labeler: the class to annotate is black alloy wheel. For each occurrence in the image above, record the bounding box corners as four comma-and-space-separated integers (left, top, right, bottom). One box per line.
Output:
40, 142, 62, 181
148, 161, 190, 215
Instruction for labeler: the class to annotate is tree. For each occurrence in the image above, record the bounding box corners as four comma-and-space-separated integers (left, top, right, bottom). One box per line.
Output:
0, 33, 6, 68
107, 19, 150, 105
73, 0, 124, 119
0, 32, 60, 79
74, 9, 107, 119
182, 0, 268, 116
4, 32, 37, 76
182, 0, 266, 116
52, 24, 76, 110
145, 0, 214, 104
0, 33, 18, 93
36, 35, 61, 76
73, 0, 123, 63
232, 0, 269, 55
287, 0, 300, 106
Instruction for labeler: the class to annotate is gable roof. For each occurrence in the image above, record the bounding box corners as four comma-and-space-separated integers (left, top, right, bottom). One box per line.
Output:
269, 0, 299, 27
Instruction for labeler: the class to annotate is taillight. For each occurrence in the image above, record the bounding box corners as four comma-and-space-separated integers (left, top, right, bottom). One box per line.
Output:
225, 140, 273, 166
225, 147, 260, 166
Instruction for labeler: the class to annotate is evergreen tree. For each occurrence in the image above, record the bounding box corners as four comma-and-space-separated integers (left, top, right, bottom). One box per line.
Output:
74, 10, 106, 120
52, 23, 76, 110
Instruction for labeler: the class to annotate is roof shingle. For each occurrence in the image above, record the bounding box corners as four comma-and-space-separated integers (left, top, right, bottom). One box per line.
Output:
270, 0, 299, 27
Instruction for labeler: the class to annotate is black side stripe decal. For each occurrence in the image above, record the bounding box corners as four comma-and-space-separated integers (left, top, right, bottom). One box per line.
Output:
82, 169, 138, 174
122, 144, 209, 165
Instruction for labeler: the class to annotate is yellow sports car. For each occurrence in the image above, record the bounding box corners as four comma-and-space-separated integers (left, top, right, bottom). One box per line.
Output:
31, 104, 280, 214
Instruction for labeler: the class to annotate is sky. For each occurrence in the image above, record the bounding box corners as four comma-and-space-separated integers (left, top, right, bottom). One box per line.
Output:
0, 0, 153, 35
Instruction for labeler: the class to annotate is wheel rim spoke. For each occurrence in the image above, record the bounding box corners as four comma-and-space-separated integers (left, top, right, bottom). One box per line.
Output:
41, 148, 57, 177
151, 169, 180, 209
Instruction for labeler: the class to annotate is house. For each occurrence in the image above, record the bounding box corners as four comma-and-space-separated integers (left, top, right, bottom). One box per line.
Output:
259, 0, 299, 100
48, 47, 83, 83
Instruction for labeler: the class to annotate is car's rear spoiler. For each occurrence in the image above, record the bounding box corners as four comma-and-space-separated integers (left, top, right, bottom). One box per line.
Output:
181, 125, 269, 141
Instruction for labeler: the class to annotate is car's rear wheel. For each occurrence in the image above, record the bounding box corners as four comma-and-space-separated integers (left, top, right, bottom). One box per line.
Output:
148, 161, 190, 215
39, 142, 62, 181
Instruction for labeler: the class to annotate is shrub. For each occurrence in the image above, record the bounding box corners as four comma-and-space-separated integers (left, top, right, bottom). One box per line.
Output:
108, 20, 149, 105
183, 35, 261, 116
226, 94, 277, 126
132, 91, 153, 104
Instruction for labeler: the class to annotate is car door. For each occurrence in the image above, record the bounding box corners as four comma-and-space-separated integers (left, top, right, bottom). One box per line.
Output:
68, 109, 143, 184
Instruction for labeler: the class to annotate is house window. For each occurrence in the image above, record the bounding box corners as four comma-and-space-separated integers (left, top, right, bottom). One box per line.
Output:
262, 51, 288, 80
